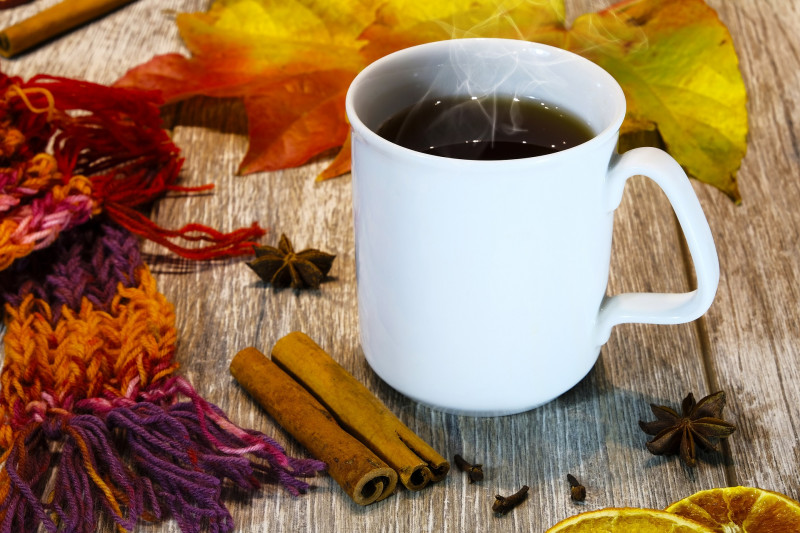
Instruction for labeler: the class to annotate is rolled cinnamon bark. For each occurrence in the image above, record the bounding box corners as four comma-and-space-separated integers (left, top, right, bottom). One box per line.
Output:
271, 332, 450, 491
0, 0, 135, 58
230, 347, 397, 505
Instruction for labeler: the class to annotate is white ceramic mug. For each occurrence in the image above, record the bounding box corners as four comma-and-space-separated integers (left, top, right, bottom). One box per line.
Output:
346, 38, 719, 416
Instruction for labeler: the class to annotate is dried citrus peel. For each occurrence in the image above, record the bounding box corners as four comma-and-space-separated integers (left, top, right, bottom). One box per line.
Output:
545, 507, 715, 532
666, 486, 800, 533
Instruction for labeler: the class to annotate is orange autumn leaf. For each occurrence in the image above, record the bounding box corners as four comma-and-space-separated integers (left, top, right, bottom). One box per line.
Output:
238, 70, 352, 175
116, 0, 747, 200
316, 133, 352, 181
117, 0, 374, 173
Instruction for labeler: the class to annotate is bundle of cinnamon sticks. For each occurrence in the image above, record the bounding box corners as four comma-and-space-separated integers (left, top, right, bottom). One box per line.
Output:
230, 332, 449, 506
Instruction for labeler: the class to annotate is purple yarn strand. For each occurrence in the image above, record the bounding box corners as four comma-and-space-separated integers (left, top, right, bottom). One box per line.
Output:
167, 402, 325, 496
1, 427, 58, 533
51, 438, 94, 533
67, 416, 140, 530
0, 391, 325, 533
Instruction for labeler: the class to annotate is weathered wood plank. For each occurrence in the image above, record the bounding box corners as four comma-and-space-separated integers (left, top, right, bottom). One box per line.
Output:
692, 0, 800, 501
4, 0, 799, 531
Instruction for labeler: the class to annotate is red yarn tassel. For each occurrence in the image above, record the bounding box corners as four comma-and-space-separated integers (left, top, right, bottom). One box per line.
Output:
106, 203, 265, 260
4, 72, 266, 259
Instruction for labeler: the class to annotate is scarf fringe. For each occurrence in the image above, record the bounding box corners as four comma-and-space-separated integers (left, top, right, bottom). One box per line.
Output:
0, 377, 325, 533
0, 220, 326, 532
1, 72, 266, 265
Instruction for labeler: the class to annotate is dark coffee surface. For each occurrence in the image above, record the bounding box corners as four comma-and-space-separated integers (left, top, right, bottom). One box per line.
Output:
376, 95, 594, 160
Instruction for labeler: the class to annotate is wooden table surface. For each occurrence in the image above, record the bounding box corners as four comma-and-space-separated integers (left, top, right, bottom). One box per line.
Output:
2, 0, 798, 531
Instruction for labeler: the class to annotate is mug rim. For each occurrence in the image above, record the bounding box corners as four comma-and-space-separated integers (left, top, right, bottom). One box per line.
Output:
345, 38, 626, 167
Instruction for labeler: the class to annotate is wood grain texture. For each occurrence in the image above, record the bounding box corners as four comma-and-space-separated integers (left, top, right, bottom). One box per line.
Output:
691, 0, 800, 499
1, 0, 798, 531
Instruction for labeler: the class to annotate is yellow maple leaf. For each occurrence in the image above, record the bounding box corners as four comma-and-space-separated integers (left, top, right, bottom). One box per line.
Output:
566, 0, 747, 201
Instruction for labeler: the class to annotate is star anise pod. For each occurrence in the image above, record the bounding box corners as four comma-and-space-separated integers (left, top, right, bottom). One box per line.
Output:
247, 234, 335, 290
638, 391, 736, 467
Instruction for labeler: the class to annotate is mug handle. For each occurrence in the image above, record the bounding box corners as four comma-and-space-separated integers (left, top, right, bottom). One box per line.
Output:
595, 147, 720, 344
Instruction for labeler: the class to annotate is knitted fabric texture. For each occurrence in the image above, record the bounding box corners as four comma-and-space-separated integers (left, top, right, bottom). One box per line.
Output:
0, 73, 325, 532
0, 72, 265, 265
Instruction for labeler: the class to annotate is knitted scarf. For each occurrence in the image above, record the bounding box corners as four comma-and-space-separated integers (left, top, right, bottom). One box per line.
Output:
0, 73, 325, 532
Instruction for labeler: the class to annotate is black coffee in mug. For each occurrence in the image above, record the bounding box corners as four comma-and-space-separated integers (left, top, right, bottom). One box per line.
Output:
376, 95, 594, 160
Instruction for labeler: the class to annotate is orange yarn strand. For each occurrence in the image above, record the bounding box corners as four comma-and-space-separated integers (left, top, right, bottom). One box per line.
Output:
7, 84, 56, 120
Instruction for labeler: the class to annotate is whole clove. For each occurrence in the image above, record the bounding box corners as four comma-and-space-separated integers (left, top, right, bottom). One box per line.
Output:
454, 454, 484, 483
493, 485, 529, 515
567, 474, 586, 502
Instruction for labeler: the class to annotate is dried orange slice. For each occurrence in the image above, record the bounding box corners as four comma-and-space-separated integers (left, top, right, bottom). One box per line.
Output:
545, 507, 715, 532
665, 486, 800, 532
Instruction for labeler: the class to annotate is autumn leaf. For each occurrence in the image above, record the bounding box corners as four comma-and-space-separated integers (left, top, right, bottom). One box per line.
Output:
116, 0, 747, 200
565, 0, 747, 200
358, 0, 567, 61
117, 0, 374, 173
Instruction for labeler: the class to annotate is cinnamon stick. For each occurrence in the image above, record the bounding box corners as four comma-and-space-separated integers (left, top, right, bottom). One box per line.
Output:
271, 332, 450, 491
230, 347, 397, 506
0, 0, 136, 58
